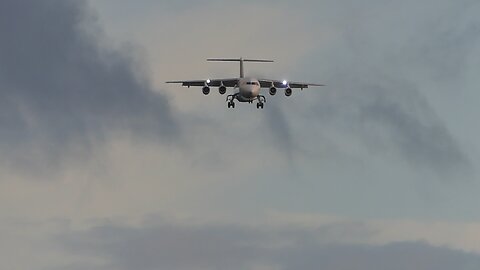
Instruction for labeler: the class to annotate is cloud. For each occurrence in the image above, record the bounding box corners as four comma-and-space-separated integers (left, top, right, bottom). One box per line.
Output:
57, 220, 480, 270
298, 0, 477, 174
400, 0, 480, 81
310, 78, 470, 173
358, 84, 469, 172
0, 0, 177, 174
264, 103, 295, 161
72, 0, 476, 176
276, 242, 480, 270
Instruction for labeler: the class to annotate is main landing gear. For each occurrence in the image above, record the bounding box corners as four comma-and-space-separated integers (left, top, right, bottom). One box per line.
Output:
226, 94, 266, 109
256, 95, 266, 109
226, 94, 238, 109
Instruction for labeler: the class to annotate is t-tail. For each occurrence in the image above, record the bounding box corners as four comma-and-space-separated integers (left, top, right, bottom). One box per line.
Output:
207, 57, 274, 78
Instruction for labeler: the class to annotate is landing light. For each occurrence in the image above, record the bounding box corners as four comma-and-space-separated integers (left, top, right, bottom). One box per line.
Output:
282, 80, 288, 85
206, 79, 211, 84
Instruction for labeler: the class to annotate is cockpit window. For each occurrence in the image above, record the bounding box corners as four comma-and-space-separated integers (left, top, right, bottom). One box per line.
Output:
246, 82, 259, 86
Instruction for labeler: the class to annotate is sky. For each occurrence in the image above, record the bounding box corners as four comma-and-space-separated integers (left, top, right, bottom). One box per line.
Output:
1, 0, 480, 269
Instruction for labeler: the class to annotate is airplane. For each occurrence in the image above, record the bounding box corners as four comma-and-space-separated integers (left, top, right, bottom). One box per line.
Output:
166, 58, 324, 109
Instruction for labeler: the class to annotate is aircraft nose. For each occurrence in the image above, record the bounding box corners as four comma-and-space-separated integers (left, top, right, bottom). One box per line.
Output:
242, 86, 253, 98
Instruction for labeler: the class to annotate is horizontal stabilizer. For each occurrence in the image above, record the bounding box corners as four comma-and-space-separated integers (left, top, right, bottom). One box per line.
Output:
207, 58, 273, 63
207, 58, 273, 78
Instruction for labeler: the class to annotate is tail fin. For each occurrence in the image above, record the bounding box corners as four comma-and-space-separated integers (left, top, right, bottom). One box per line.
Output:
207, 58, 274, 78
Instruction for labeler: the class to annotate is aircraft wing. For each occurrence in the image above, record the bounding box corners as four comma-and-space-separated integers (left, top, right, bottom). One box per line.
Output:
166, 78, 239, 87
258, 79, 325, 89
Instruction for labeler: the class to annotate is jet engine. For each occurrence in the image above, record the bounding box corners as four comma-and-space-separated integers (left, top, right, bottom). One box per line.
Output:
285, 88, 292, 97
269, 87, 277, 96
202, 86, 210, 95
219, 85, 227, 95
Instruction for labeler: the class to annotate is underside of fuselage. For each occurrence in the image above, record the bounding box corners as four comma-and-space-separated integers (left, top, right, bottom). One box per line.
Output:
236, 93, 255, 102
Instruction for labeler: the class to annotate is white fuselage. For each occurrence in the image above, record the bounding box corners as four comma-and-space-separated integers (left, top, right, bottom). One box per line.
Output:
236, 77, 261, 102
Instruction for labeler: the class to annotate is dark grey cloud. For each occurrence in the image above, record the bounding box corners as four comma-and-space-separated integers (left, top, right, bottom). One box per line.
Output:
264, 103, 294, 160
307, 77, 470, 174
57, 221, 480, 270
297, 0, 478, 174
277, 241, 480, 270
0, 0, 177, 172
404, 0, 480, 81
59, 223, 262, 270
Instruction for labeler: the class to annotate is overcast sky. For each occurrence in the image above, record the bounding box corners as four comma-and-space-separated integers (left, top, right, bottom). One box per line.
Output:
1, 0, 480, 269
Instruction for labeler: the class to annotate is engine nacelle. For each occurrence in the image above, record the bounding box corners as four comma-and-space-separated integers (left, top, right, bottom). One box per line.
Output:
202, 86, 210, 95
285, 88, 292, 97
219, 85, 227, 95
269, 87, 277, 96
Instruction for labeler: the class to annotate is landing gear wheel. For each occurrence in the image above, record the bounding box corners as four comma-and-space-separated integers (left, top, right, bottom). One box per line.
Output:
257, 102, 264, 109
258, 95, 267, 104
228, 101, 235, 108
